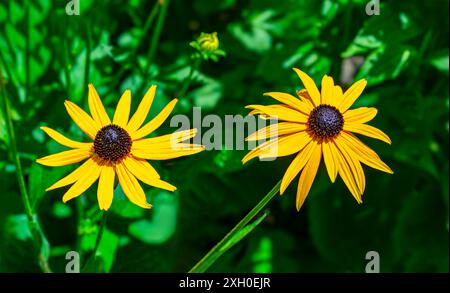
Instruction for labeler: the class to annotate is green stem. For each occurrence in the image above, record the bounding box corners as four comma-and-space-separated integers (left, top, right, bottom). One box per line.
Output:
104, 1, 161, 97
178, 58, 201, 98
81, 23, 92, 104
25, 0, 30, 102
0, 67, 51, 273
92, 211, 108, 259
189, 180, 281, 273
138, 0, 171, 96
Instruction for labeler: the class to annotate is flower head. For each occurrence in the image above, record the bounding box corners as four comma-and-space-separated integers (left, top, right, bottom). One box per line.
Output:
37, 85, 204, 210
198, 32, 219, 52
190, 32, 226, 62
243, 68, 393, 211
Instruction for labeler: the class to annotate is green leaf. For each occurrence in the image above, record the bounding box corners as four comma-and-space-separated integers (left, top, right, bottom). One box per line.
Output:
128, 191, 178, 244
429, 50, 449, 74
355, 45, 413, 86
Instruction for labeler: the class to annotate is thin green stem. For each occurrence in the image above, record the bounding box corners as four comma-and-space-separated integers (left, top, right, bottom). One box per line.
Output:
189, 180, 281, 273
81, 23, 92, 104
104, 1, 161, 97
178, 58, 201, 98
25, 0, 30, 102
138, 0, 171, 96
0, 67, 51, 273
92, 211, 108, 259
63, 24, 72, 96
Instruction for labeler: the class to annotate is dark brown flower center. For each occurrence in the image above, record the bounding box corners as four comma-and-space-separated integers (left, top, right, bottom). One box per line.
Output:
308, 105, 344, 138
93, 124, 132, 162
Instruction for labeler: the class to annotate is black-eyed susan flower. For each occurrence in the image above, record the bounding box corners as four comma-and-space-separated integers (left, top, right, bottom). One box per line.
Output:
243, 68, 393, 211
37, 85, 203, 210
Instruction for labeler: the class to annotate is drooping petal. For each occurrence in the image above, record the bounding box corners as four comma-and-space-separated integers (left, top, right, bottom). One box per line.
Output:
340, 132, 393, 174
36, 148, 91, 167
113, 89, 131, 127
292, 68, 321, 106
335, 136, 366, 195
337, 79, 367, 112
123, 157, 176, 192
322, 141, 338, 182
344, 123, 391, 144
97, 165, 115, 211
263, 92, 312, 115
295, 143, 322, 211
116, 163, 152, 209
46, 158, 97, 191
245, 122, 307, 141
321, 75, 334, 105
132, 99, 178, 140
88, 84, 111, 127
64, 100, 100, 139
242, 131, 311, 163
280, 140, 317, 194
331, 141, 362, 203
245, 104, 308, 123
132, 144, 204, 160
126, 85, 156, 133
40, 126, 92, 149
343, 107, 378, 124
62, 163, 102, 203
123, 156, 161, 179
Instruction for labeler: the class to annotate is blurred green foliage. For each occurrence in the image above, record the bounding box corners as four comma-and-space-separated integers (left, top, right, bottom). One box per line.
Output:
0, 0, 448, 272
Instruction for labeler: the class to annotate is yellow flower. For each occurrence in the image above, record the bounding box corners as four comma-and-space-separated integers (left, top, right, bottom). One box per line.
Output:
37, 85, 204, 210
243, 68, 393, 211
197, 32, 219, 52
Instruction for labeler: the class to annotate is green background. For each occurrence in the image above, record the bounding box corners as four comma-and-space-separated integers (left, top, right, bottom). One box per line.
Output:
0, 0, 448, 272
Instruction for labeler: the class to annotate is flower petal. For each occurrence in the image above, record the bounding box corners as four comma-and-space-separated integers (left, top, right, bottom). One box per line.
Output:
344, 123, 391, 144
296, 89, 315, 109
321, 75, 334, 105
97, 165, 115, 211
113, 89, 131, 127
62, 163, 102, 203
245, 104, 308, 123
338, 79, 367, 112
335, 136, 366, 195
123, 157, 176, 192
88, 84, 111, 126
132, 144, 204, 160
331, 140, 362, 203
132, 98, 178, 140
343, 107, 378, 124
46, 158, 97, 191
40, 126, 92, 149
242, 131, 311, 163
331, 85, 343, 106
296, 142, 322, 211
322, 141, 338, 182
280, 140, 317, 194
36, 148, 91, 167
340, 132, 393, 174
292, 68, 321, 106
263, 92, 312, 115
126, 85, 156, 132
116, 163, 152, 209
64, 100, 100, 139
132, 129, 198, 149
246, 122, 307, 141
